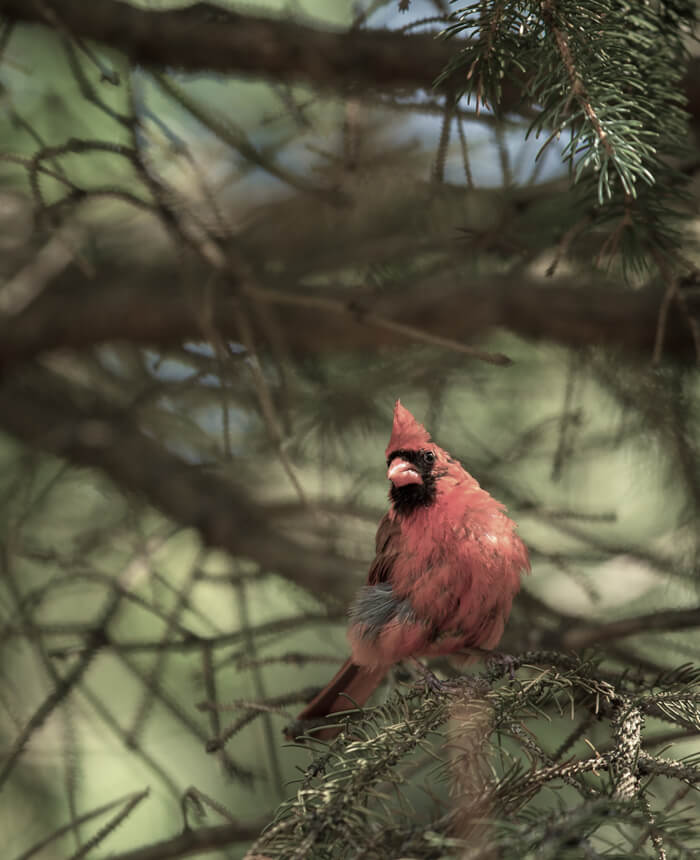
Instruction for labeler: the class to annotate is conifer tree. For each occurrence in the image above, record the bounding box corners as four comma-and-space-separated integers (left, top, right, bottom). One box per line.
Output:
0, 2, 698, 858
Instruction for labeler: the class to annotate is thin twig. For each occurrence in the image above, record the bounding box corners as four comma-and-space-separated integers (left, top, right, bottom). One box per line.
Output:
248, 285, 512, 365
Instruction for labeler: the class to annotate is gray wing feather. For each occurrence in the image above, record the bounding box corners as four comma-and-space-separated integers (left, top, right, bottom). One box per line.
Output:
348, 583, 417, 640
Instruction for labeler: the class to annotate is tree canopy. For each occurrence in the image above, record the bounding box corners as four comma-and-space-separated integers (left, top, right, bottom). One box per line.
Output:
0, 2, 699, 858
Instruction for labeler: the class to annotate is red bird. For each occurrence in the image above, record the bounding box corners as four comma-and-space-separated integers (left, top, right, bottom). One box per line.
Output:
291, 401, 529, 739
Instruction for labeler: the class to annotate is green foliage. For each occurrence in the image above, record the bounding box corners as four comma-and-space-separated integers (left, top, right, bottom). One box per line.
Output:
250, 654, 700, 858
1, 2, 700, 857
439, 0, 697, 268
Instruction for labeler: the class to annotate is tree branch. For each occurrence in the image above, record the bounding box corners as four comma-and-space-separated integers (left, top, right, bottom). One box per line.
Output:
561, 606, 700, 651
0, 0, 698, 122
1, 269, 699, 365
102, 820, 266, 860
0, 366, 357, 595
0, 0, 456, 93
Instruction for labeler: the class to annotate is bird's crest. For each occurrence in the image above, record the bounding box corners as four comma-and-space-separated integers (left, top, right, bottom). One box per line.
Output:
386, 400, 432, 455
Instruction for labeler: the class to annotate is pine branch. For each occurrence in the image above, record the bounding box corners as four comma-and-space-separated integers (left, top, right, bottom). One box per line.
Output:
441, 0, 696, 266
0, 0, 697, 123
250, 653, 700, 858
3, 273, 700, 367
0, 366, 358, 597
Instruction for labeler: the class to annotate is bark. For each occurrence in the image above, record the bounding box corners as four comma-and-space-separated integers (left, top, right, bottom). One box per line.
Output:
1, 270, 697, 365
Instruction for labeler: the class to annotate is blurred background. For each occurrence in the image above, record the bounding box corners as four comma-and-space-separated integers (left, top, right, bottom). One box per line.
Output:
1, 0, 700, 858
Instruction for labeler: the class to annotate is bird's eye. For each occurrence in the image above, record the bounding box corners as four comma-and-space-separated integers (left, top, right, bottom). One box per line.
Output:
423, 450, 435, 465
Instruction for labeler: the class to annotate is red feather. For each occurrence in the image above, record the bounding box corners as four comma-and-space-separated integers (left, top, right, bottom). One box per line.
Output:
289, 401, 529, 740
385, 398, 432, 453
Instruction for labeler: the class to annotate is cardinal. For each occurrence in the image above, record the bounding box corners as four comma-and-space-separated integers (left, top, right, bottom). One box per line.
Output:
289, 400, 529, 740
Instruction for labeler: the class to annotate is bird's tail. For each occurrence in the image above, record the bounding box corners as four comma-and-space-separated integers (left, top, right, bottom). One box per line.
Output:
285, 658, 386, 741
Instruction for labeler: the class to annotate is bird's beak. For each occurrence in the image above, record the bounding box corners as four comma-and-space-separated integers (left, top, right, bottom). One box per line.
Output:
387, 458, 422, 487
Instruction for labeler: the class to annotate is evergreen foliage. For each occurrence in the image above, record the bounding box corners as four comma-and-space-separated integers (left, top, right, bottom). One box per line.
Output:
246, 654, 700, 858
0, 1, 698, 858
439, 0, 697, 269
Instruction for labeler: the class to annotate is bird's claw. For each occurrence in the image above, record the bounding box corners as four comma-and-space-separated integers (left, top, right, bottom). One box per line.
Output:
410, 659, 454, 694
421, 668, 449, 694
485, 650, 519, 680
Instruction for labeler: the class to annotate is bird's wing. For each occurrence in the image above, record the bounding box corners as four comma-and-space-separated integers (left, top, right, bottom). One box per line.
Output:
368, 513, 402, 584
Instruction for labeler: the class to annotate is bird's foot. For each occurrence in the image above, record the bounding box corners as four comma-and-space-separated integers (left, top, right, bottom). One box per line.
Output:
410, 658, 452, 694
485, 650, 519, 680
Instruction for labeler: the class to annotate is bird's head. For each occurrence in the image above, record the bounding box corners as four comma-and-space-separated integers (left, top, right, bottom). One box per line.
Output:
385, 401, 445, 514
